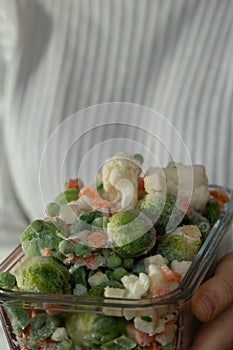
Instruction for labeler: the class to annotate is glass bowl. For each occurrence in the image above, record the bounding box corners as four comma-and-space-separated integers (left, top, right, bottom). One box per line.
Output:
0, 186, 232, 350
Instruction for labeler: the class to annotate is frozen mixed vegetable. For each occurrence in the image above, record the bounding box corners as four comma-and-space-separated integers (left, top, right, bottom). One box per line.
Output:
107, 209, 156, 257
0, 151, 229, 350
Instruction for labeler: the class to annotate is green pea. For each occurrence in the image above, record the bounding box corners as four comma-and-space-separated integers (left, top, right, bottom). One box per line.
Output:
107, 254, 122, 269
110, 267, 128, 282
45, 202, 60, 217
123, 257, 134, 270
101, 249, 112, 259
74, 243, 91, 257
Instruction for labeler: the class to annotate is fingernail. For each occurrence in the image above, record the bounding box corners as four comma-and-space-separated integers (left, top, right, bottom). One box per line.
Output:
197, 293, 216, 320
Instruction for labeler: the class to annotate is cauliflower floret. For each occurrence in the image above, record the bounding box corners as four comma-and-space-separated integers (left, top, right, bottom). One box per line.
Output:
143, 254, 168, 273
59, 196, 92, 224
102, 152, 142, 210
148, 265, 179, 294
154, 313, 177, 346
104, 274, 150, 320
144, 163, 209, 211
134, 313, 158, 335
121, 272, 150, 299
164, 162, 209, 211
103, 287, 126, 317
144, 167, 167, 193
170, 260, 192, 279
154, 312, 177, 334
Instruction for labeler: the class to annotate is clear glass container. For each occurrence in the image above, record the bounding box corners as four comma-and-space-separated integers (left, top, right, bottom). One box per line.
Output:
0, 186, 232, 350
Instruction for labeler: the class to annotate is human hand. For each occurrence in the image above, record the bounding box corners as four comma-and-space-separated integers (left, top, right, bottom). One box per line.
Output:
190, 252, 233, 350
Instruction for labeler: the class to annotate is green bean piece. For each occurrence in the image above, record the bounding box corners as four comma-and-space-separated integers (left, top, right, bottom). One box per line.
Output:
199, 221, 211, 241
96, 180, 104, 191
29, 313, 60, 341
46, 202, 60, 217
205, 198, 221, 226
185, 210, 211, 240
0, 272, 16, 289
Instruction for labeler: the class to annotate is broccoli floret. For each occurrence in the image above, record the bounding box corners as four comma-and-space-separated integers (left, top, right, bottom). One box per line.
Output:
92, 216, 109, 230
69, 266, 87, 287
55, 188, 79, 204
87, 280, 123, 296
69, 210, 103, 233
139, 192, 184, 234
29, 313, 60, 342
21, 220, 63, 257
156, 225, 202, 263
13, 256, 72, 294
0, 272, 16, 290
66, 313, 126, 348
107, 209, 155, 257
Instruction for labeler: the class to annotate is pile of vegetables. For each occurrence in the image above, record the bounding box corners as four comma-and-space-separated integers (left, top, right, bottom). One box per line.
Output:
0, 152, 229, 350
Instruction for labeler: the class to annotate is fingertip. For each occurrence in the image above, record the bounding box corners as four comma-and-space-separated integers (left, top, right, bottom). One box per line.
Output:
191, 292, 217, 322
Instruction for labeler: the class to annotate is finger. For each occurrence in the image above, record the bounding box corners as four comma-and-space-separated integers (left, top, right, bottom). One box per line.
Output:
190, 303, 233, 350
191, 252, 233, 322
